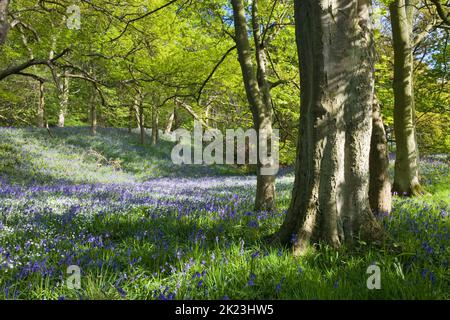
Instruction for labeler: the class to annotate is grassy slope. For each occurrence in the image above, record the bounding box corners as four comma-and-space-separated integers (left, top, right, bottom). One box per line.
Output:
0, 127, 449, 300
0, 127, 247, 185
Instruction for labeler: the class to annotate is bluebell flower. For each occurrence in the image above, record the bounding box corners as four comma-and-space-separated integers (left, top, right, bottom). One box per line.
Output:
248, 220, 259, 228
247, 273, 256, 286
115, 286, 127, 298
291, 233, 298, 245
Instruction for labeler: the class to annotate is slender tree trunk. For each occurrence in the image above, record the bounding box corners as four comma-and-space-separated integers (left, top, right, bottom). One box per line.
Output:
90, 96, 97, 135
254, 117, 276, 212
274, 0, 382, 255
138, 92, 145, 145
19, 26, 45, 128
134, 93, 141, 130
165, 107, 175, 134
37, 81, 45, 128
58, 73, 69, 127
174, 104, 182, 130
90, 104, 97, 135
232, 0, 276, 211
128, 104, 133, 133
389, 0, 423, 196
205, 104, 211, 128
0, 0, 9, 46
151, 105, 159, 145
139, 106, 145, 145
369, 97, 392, 216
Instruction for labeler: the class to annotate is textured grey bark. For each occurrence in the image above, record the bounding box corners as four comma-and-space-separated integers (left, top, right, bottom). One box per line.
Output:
369, 98, 392, 216
37, 81, 45, 128
0, 0, 9, 46
232, 0, 276, 211
389, 0, 423, 196
274, 0, 382, 254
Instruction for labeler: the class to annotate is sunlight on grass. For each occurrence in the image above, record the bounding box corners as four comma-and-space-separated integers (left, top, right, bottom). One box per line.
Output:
0, 127, 448, 300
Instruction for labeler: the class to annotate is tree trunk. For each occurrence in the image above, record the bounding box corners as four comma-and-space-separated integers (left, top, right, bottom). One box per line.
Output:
369, 97, 392, 216
274, 0, 383, 255
205, 104, 211, 128
58, 73, 69, 128
232, 0, 276, 211
165, 107, 175, 134
37, 81, 45, 128
151, 105, 159, 145
18, 25, 45, 128
134, 93, 141, 130
139, 107, 145, 145
128, 104, 133, 133
90, 97, 97, 135
0, 0, 9, 46
138, 97, 145, 145
389, 0, 423, 196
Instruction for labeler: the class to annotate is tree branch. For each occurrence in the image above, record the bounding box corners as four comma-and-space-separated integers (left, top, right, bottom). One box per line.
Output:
0, 48, 70, 81
196, 45, 236, 102
430, 0, 450, 25
110, 0, 180, 42
174, 98, 211, 129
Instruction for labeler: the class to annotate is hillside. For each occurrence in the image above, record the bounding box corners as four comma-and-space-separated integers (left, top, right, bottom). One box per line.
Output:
0, 127, 449, 299
0, 127, 250, 185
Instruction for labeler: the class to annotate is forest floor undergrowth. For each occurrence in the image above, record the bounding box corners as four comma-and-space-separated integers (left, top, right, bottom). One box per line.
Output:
0, 127, 448, 299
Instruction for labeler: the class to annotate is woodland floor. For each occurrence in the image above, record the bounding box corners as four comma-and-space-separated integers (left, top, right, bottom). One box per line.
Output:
0, 127, 448, 299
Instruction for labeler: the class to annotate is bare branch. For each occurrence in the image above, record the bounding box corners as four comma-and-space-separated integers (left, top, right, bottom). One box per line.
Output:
196, 45, 236, 102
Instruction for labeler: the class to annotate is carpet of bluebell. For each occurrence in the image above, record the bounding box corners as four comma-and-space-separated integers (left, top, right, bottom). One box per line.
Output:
0, 127, 448, 299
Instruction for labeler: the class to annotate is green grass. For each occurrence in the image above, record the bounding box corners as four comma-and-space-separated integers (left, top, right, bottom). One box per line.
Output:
0, 127, 448, 300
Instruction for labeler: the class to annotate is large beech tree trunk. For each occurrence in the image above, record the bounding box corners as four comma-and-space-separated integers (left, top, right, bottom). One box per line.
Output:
274, 0, 383, 255
369, 98, 392, 216
389, 0, 423, 196
232, 0, 276, 212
